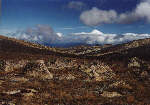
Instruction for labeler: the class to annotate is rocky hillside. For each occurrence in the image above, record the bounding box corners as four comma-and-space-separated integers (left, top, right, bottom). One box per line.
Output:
0, 35, 150, 105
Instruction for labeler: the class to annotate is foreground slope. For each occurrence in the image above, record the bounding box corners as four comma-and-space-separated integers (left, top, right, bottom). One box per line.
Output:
0, 35, 150, 105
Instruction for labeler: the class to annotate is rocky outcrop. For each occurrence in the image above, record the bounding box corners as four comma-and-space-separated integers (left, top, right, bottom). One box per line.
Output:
109, 80, 132, 90
81, 63, 116, 81
101, 91, 122, 98
59, 74, 76, 80
24, 60, 53, 80
0, 60, 6, 71
0, 60, 28, 72
128, 57, 141, 68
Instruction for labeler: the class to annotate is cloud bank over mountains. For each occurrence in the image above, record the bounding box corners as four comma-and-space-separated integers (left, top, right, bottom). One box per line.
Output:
9, 25, 61, 45
80, 0, 150, 26
8, 25, 150, 47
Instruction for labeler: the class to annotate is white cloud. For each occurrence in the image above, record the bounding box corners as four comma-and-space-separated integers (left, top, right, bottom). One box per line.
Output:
62, 30, 150, 45
80, 0, 150, 26
10, 25, 60, 45
90, 29, 104, 35
56, 33, 63, 37
80, 7, 117, 26
60, 27, 74, 30
68, 1, 86, 11
9, 25, 150, 47
118, 0, 150, 24
72, 29, 103, 35
135, 1, 150, 22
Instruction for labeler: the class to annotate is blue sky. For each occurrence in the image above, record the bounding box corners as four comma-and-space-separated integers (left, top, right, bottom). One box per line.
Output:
1, 0, 149, 34
1, 0, 150, 47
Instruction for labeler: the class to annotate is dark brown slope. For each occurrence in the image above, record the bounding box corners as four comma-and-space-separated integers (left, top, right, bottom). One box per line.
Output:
1, 34, 150, 62
0, 35, 52, 59
69, 38, 150, 77
75, 38, 150, 62
83, 38, 150, 57
0, 35, 79, 60
99, 39, 150, 67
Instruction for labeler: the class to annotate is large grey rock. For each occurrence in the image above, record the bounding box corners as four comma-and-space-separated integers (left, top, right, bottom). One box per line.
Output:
24, 60, 53, 80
